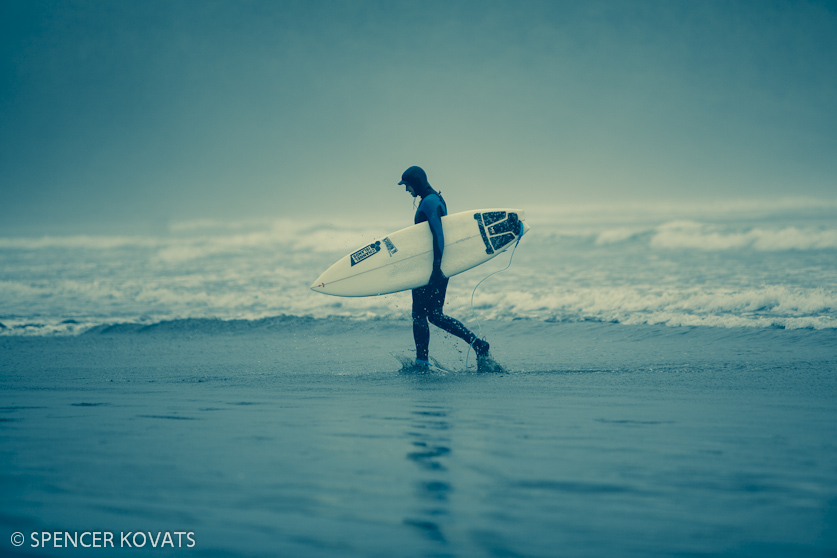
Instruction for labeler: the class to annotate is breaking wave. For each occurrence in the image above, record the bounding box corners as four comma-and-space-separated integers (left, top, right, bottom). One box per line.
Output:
2, 201, 836, 335
2, 282, 834, 336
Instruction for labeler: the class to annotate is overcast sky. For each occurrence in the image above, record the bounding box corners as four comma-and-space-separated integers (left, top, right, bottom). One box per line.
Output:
2, 0, 835, 234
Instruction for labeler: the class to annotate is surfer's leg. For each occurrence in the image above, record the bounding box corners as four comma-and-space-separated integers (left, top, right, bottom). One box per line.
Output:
426, 279, 491, 356
428, 312, 478, 344
412, 286, 431, 361
425, 278, 475, 344
429, 312, 490, 357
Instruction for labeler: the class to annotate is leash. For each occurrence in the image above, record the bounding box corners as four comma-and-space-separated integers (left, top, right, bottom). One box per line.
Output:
465, 221, 526, 369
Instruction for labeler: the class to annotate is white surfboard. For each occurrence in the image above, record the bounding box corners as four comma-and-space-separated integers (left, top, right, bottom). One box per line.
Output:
310, 209, 529, 297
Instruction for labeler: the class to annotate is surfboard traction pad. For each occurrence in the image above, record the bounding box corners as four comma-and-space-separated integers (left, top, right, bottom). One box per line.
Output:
475, 211, 521, 254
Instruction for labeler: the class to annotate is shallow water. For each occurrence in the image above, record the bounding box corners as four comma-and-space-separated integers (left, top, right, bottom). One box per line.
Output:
2, 321, 835, 557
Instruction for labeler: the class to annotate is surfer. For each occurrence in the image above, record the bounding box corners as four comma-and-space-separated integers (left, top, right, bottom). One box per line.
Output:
398, 166, 492, 370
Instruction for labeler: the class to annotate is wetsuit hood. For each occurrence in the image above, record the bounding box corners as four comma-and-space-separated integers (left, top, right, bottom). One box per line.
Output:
399, 166, 432, 197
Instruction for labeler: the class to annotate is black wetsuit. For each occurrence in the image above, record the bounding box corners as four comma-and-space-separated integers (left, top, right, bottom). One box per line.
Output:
412, 190, 479, 361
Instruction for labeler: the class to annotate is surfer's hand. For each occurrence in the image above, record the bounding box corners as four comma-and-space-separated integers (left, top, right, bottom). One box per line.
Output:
430, 266, 445, 285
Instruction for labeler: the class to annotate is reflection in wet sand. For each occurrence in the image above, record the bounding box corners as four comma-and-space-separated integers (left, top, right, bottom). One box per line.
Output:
403, 403, 453, 548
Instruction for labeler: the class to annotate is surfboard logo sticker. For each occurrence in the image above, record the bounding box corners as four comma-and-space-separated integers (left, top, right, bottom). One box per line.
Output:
383, 237, 397, 256
350, 241, 381, 266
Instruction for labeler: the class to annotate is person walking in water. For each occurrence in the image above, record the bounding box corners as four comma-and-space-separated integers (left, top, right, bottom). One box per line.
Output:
398, 165, 492, 370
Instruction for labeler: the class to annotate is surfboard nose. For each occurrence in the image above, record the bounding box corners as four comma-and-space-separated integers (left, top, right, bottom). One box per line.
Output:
310, 273, 328, 292
310, 279, 328, 293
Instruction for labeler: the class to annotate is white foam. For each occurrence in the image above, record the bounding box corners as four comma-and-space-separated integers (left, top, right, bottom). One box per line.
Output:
594, 227, 647, 245
2, 205, 836, 335
651, 222, 837, 251
445, 284, 837, 330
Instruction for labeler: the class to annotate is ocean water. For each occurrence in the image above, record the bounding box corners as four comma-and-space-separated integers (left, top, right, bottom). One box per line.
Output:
2, 200, 837, 557
1, 200, 836, 335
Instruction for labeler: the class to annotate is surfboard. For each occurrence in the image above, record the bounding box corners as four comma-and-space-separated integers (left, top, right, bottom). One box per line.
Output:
310, 209, 529, 297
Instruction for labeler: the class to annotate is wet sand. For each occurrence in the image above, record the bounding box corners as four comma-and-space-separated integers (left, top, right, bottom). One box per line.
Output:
2, 319, 836, 557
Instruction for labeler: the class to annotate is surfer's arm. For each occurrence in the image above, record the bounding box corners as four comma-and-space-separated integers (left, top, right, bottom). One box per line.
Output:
427, 204, 445, 282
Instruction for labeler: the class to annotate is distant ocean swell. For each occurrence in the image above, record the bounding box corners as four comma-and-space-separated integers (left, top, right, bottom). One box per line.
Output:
1, 206, 836, 335
649, 221, 837, 251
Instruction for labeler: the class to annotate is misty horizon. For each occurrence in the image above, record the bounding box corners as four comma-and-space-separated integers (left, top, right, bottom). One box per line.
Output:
2, 1, 836, 235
